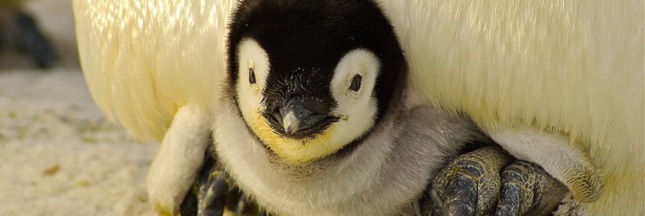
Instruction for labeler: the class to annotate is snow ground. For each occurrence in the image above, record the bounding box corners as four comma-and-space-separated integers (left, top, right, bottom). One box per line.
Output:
0, 1, 157, 215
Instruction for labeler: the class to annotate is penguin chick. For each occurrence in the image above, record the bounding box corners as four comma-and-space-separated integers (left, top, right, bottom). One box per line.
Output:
213, 1, 481, 215
212, 0, 598, 215
0, 0, 58, 69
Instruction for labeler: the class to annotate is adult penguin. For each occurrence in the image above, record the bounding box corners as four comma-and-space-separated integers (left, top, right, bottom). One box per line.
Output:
73, 0, 643, 215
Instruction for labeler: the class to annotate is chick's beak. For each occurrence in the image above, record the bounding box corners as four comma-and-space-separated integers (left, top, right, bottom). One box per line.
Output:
282, 111, 300, 134
268, 97, 336, 138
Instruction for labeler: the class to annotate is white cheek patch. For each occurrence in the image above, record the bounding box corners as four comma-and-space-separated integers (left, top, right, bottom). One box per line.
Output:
331, 49, 380, 104
236, 39, 270, 121
328, 49, 381, 146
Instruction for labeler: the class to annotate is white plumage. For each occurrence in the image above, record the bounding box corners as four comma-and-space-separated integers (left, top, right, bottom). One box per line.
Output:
74, 0, 234, 141
376, 1, 643, 214
73, 0, 643, 215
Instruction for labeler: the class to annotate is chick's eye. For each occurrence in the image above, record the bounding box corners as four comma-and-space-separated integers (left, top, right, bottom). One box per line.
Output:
349, 74, 362, 91
249, 67, 256, 85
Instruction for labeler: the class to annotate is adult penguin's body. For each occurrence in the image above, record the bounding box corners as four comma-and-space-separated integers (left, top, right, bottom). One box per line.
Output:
73, 0, 643, 215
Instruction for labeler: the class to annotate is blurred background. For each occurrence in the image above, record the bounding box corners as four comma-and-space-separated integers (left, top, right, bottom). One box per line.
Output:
0, 0, 156, 215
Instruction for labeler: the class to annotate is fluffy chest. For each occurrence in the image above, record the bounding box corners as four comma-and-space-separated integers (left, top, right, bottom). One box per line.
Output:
212, 99, 472, 215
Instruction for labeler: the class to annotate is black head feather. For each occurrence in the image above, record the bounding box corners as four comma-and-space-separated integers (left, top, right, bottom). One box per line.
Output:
228, 0, 407, 136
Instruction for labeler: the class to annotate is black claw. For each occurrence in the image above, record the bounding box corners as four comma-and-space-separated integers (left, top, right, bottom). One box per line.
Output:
495, 182, 524, 216
236, 197, 247, 216
517, 162, 568, 216
495, 162, 537, 216
442, 174, 478, 216
493, 161, 570, 216
198, 175, 230, 216
236, 194, 251, 216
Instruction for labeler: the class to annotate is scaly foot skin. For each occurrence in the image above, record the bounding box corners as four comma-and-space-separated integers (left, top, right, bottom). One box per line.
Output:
0, 9, 58, 69
423, 146, 569, 216
180, 148, 262, 216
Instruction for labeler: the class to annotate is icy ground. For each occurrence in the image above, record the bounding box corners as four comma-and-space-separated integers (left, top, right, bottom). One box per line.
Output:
0, 1, 157, 215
